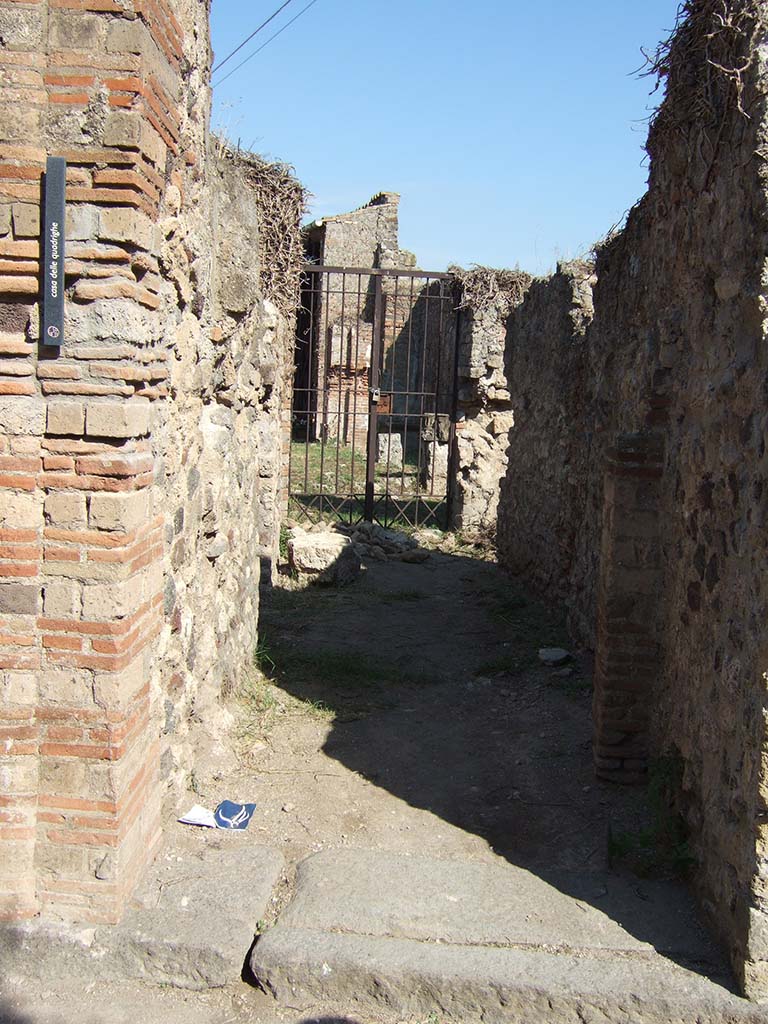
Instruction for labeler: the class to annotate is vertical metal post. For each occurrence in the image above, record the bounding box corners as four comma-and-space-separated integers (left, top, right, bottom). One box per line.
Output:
364, 273, 384, 522
444, 301, 463, 530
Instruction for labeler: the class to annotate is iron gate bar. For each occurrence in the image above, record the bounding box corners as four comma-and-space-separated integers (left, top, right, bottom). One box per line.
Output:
364, 273, 384, 522
305, 264, 455, 280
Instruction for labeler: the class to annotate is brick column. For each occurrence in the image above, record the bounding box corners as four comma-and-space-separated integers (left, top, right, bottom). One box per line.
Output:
593, 433, 664, 784
0, 391, 45, 919
0, 0, 191, 922
36, 399, 163, 923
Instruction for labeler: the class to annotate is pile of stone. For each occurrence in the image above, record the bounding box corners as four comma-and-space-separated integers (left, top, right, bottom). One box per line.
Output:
342, 521, 428, 563
286, 521, 429, 585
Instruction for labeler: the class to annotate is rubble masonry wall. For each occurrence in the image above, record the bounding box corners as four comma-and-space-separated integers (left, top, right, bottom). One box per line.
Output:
476, 5, 768, 997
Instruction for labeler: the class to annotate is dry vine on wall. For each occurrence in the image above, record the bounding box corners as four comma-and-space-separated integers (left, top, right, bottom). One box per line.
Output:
217, 143, 309, 317
642, 0, 760, 162
450, 265, 533, 319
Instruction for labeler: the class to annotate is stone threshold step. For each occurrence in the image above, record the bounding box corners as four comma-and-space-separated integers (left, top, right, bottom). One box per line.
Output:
254, 927, 762, 1024
2, 842, 284, 992
251, 849, 760, 1024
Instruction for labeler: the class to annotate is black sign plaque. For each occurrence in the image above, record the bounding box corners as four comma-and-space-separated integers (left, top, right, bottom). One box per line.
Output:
42, 156, 66, 347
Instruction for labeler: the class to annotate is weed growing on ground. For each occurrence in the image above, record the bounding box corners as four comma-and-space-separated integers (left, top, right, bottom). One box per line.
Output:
608, 755, 696, 879
255, 639, 276, 674
234, 662, 336, 760
471, 577, 571, 679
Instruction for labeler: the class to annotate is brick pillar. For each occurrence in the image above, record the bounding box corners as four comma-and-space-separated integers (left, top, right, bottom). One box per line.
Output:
593, 432, 664, 784
36, 399, 163, 923
0, 392, 44, 920
0, 0, 191, 922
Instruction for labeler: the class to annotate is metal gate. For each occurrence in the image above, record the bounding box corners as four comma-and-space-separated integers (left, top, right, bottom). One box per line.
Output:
289, 265, 459, 529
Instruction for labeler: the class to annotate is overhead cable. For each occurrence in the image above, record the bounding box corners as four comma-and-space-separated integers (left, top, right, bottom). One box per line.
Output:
212, 0, 296, 74
212, 0, 321, 87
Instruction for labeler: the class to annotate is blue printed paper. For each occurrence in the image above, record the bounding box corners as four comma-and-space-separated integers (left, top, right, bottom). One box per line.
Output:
213, 800, 257, 830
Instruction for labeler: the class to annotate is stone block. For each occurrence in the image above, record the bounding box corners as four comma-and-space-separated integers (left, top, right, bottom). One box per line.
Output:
39, 670, 92, 707
48, 11, 103, 50
82, 576, 144, 620
45, 492, 87, 528
106, 18, 146, 54
99, 208, 155, 252
34, 844, 88, 879
288, 531, 361, 586
89, 490, 150, 532
140, 121, 167, 169
43, 581, 81, 618
0, 490, 42, 529
93, 660, 147, 711
0, 583, 39, 615
86, 401, 150, 439
11, 204, 39, 239
0, 671, 37, 706
0, 6, 41, 48
46, 402, 85, 436
1, 759, 37, 795
490, 412, 514, 437
377, 432, 403, 470
40, 758, 88, 795
0, 104, 40, 144
0, 206, 11, 237
66, 205, 99, 243
102, 111, 142, 149
0, 397, 45, 436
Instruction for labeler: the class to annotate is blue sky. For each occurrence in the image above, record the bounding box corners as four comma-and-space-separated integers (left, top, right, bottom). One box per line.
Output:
210, 0, 681, 275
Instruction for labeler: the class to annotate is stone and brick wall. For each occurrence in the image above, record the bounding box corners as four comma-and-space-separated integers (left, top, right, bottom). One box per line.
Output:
0, 0, 298, 925
477, 2, 768, 999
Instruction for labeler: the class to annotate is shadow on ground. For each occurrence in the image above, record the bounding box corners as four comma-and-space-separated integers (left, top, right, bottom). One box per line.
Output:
256, 544, 733, 989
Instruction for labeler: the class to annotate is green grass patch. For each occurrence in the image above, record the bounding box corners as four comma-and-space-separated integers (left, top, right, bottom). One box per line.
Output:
608, 755, 696, 880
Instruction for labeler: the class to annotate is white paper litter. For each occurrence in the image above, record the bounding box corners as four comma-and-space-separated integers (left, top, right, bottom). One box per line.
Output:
177, 804, 217, 828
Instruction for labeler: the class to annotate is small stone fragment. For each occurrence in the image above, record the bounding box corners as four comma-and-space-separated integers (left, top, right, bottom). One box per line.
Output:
401, 548, 429, 564
538, 647, 571, 667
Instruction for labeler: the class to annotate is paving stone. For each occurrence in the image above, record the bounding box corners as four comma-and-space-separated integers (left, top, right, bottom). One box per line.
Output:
1, 842, 284, 992
251, 849, 758, 1023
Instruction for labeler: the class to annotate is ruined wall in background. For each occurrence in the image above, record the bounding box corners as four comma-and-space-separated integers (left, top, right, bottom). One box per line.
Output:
452, 264, 594, 579
451, 275, 521, 539
0, 0, 299, 925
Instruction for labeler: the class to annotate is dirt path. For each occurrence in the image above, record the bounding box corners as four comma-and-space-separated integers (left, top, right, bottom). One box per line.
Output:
221, 545, 642, 882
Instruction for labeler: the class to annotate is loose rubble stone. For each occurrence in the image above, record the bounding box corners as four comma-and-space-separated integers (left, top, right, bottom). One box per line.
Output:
401, 547, 430, 564
538, 648, 571, 667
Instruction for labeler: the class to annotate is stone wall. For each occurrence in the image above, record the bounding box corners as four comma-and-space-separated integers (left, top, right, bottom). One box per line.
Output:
586, 6, 768, 994
452, 265, 595, 567
0, 0, 299, 925
151, 149, 296, 806
483, 2, 768, 998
